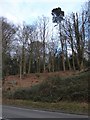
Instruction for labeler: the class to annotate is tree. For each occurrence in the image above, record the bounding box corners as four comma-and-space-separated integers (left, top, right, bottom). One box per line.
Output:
1, 17, 17, 77
16, 23, 31, 78
63, 17, 76, 70
87, 1, 90, 60
0, 18, 2, 80
37, 16, 49, 72
72, 12, 86, 70
51, 7, 65, 71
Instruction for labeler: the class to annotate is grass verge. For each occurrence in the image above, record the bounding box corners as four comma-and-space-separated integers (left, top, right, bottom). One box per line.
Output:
3, 99, 88, 115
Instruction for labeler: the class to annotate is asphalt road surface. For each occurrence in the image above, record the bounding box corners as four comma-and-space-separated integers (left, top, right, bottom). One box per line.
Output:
2, 105, 88, 119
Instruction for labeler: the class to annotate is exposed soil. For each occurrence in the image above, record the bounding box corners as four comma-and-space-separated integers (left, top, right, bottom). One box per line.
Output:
3, 71, 77, 91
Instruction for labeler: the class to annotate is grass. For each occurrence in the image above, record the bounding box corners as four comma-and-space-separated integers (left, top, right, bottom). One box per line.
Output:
3, 99, 88, 115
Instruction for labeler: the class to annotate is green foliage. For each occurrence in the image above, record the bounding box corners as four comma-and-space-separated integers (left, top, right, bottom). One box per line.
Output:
5, 71, 89, 102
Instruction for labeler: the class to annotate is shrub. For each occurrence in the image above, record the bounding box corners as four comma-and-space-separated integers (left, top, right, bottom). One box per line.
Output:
5, 71, 89, 102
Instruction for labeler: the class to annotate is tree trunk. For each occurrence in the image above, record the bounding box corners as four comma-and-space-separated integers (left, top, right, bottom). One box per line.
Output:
59, 23, 65, 71
20, 58, 22, 79
22, 45, 26, 75
65, 39, 71, 70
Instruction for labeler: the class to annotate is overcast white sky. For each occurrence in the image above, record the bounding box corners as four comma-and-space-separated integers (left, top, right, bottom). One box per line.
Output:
0, 0, 88, 24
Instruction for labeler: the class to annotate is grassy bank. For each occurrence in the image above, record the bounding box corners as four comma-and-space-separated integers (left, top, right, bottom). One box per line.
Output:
3, 99, 88, 115
3, 71, 89, 102
3, 71, 89, 114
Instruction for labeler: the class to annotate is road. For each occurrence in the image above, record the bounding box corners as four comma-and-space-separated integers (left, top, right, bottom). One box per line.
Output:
2, 105, 88, 119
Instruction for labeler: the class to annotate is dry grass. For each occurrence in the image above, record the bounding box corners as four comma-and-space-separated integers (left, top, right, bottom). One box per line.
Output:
3, 71, 77, 91
3, 99, 88, 115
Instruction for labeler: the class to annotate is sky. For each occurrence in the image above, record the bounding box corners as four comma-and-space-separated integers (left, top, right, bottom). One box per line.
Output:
0, 0, 88, 24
